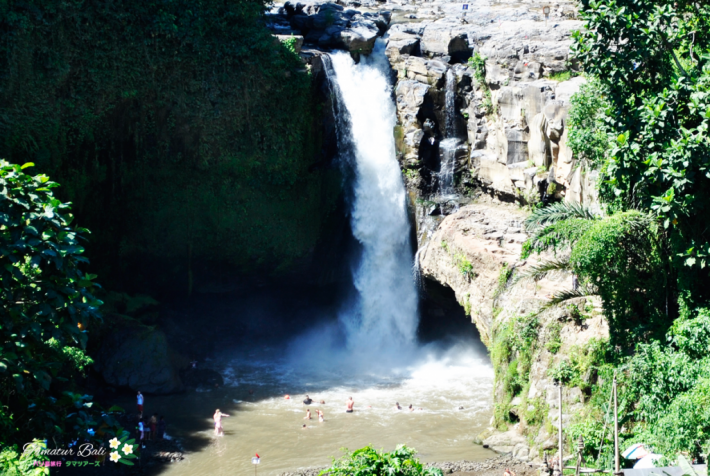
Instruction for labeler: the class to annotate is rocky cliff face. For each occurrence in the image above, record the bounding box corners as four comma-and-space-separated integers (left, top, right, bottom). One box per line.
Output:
418, 198, 608, 459
381, 0, 600, 223
270, 0, 607, 461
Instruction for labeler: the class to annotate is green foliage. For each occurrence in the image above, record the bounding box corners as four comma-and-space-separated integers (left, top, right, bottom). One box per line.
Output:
548, 359, 575, 384
523, 201, 600, 233
454, 253, 476, 280
572, 0, 710, 291
0, 440, 49, 476
0, 0, 340, 288
521, 218, 595, 259
490, 314, 540, 426
46, 339, 94, 377
468, 52, 487, 85
404, 168, 419, 180
519, 203, 667, 347
468, 52, 494, 115
570, 211, 667, 345
0, 160, 104, 443
492, 263, 513, 301
567, 308, 710, 462
525, 398, 548, 429
320, 445, 444, 476
545, 323, 562, 354
548, 70, 577, 82
567, 78, 610, 167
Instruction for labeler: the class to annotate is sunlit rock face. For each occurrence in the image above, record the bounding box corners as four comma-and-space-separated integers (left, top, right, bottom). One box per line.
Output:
419, 199, 609, 460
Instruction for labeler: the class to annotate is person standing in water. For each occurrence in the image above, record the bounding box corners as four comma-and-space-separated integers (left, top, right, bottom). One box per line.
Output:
213, 409, 230, 436
304, 409, 311, 420
345, 397, 354, 413
318, 410, 325, 422
394, 402, 402, 410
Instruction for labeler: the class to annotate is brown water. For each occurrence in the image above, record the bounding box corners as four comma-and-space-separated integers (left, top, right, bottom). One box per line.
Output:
125, 343, 495, 476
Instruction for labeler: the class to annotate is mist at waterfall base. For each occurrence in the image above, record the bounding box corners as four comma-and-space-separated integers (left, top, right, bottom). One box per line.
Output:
135, 45, 495, 476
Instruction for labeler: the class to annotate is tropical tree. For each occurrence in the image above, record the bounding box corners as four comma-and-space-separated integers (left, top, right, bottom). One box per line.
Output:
572, 0, 710, 306
0, 160, 102, 443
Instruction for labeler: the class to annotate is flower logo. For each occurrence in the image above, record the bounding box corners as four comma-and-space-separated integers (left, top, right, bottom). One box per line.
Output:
107, 433, 138, 465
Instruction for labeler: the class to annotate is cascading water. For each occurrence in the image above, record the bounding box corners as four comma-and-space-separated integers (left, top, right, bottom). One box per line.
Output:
325, 42, 419, 357
439, 69, 459, 197
444, 68, 457, 138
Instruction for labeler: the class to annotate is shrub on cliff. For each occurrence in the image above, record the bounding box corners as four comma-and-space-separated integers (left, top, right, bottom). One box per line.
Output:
0, 160, 102, 445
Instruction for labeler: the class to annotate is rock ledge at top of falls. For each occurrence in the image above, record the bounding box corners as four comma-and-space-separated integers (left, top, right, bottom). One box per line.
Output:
268, 0, 597, 208
267, 1, 390, 53
418, 198, 609, 461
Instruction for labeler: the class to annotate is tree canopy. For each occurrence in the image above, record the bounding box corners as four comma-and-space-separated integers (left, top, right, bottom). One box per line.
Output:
572, 0, 710, 304
0, 160, 102, 444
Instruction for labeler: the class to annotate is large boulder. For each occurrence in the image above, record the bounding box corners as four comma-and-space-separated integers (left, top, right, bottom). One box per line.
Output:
336, 21, 379, 52
420, 25, 471, 62
94, 323, 183, 394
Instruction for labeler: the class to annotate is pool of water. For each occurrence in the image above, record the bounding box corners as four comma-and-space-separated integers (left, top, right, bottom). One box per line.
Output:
124, 340, 496, 476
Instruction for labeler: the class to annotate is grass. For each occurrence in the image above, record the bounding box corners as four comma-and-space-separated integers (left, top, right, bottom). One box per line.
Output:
548, 70, 577, 82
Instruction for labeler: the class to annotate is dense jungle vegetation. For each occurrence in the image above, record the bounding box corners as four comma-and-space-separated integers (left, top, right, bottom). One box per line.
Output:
0, 0, 342, 465
502, 0, 710, 464
0, 0, 341, 295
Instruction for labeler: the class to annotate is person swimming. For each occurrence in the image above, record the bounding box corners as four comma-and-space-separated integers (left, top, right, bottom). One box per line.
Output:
303, 395, 313, 405
409, 404, 414, 411
345, 397, 354, 413
394, 402, 402, 410
304, 409, 311, 420
318, 410, 325, 422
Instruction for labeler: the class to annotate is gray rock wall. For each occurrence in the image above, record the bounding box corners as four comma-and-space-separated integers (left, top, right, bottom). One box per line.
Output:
380, 0, 599, 213
418, 199, 609, 461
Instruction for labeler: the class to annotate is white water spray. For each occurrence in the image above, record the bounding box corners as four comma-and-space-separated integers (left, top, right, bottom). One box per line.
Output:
327, 43, 418, 357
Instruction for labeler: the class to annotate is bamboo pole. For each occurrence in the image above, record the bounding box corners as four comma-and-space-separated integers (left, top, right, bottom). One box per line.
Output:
613, 378, 619, 474
559, 383, 563, 473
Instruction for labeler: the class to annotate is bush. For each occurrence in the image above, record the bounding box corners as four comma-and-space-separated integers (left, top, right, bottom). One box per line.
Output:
320, 445, 443, 476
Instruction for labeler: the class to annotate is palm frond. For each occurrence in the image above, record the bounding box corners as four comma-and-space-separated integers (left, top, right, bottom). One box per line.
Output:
513, 258, 573, 285
534, 285, 599, 315
524, 201, 600, 232
523, 218, 595, 257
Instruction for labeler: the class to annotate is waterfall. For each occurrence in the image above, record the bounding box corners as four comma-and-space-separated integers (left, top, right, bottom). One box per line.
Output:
444, 68, 457, 137
325, 42, 419, 356
439, 69, 459, 197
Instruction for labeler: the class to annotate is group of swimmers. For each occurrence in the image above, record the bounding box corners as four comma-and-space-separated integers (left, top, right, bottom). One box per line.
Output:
394, 402, 421, 411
